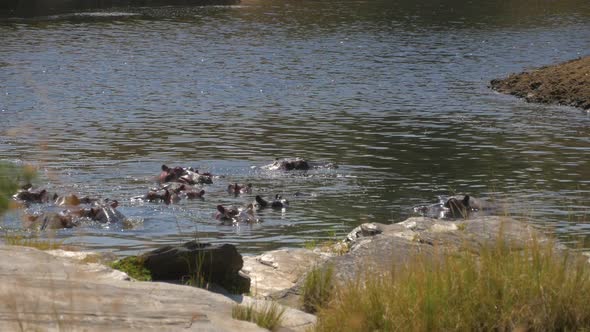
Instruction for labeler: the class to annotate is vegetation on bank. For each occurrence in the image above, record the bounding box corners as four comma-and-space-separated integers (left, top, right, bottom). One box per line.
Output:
109, 256, 152, 281
313, 237, 590, 332
301, 264, 335, 314
0, 162, 34, 216
3, 234, 66, 250
231, 302, 285, 331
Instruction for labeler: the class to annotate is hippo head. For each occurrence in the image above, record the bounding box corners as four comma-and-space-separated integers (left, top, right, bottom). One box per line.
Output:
444, 195, 470, 218
217, 205, 226, 214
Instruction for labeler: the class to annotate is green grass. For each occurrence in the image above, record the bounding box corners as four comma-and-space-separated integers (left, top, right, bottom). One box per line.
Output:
0, 162, 35, 216
314, 237, 590, 332
3, 234, 67, 251
231, 302, 285, 331
109, 256, 152, 281
301, 264, 334, 314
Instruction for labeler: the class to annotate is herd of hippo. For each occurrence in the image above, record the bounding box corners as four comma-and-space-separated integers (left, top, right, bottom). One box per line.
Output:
11, 157, 494, 230
11, 158, 331, 230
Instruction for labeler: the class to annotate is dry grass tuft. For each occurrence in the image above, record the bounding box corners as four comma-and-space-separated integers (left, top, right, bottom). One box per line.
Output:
232, 302, 285, 331
315, 237, 590, 332
301, 264, 335, 314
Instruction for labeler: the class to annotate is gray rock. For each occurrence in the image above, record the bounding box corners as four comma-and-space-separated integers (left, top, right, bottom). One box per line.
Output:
242, 248, 331, 298
0, 244, 265, 332
240, 216, 555, 309
327, 216, 551, 283
236, 296, 317, 332
141, 241, 250, 294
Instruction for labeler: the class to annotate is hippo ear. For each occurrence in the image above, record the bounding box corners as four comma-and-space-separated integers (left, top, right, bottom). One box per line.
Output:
255, 195, 267, 207
200, 190, 205, 196
217, 205, 225, 213
161, 165, 169, 171
110, 200, 119, 209
463, 195, 470, 207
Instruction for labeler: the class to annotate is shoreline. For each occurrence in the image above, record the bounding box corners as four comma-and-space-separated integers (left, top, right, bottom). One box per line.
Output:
0, 0, 240, 17
0, 215, 561, 330
490, 56, 590, 110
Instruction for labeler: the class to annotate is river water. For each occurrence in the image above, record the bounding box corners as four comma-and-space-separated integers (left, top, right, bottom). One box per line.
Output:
1, 0, 589, 255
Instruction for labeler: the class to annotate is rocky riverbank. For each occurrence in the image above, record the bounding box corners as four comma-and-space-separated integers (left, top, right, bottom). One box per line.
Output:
0, 216, 564, 330
490, 56, 590, 110
242, 216, 556, 310
0, 243, 315, 331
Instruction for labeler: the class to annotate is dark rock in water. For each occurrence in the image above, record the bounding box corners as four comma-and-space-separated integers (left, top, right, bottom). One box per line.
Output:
262, 158, 338, 171
140, 241, 250, 294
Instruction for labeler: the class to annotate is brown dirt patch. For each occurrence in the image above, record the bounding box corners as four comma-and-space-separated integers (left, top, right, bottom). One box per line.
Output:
490, 56, 590, 110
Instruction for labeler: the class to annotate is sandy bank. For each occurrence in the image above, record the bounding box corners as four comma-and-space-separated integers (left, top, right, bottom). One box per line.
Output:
490, 56, 590, 110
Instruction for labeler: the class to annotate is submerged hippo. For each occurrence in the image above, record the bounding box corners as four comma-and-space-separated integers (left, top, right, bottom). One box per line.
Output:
215, 204, 239, 222
175, 184, 205, 200
13, 185, 52, 204
159, 165, 213, 185
215, 204, 259, 224
237, 204, 259, 224
443, 196, 471, 218
227, 183, 252, 195
255, 194, 289, 210
83, 200, 126, 224
141, 184, 204, 204
262, 158, 338, 171
414, 195, 496, 219
25, 211, 78, 230
143, 188, 178, 205
25, 200, 126, 230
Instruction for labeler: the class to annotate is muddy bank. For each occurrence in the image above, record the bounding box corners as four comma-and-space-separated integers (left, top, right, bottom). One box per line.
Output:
490, 56, 590, 110
1, 0, 239, 17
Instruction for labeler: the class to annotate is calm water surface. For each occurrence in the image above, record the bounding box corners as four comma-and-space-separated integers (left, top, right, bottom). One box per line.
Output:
1, 0, 589, 255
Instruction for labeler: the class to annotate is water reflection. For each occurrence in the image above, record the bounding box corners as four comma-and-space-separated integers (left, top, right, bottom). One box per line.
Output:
0, 0, 589, 254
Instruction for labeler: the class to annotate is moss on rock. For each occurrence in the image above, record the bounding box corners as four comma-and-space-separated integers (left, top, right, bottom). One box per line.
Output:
110, 256, 152, 281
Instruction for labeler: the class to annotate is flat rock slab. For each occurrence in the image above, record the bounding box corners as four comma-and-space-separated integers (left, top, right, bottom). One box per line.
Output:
237, 296, 317, 332
242, 248, 331, 299
0, 245, 265, 332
